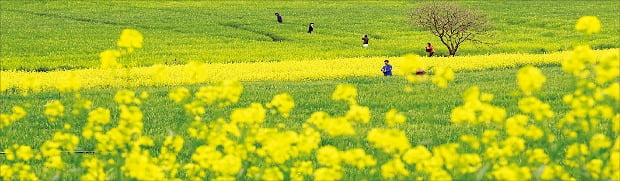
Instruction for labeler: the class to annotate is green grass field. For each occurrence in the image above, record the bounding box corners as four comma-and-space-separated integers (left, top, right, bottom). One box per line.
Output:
1, 1, 618, 70
1, 1, 618, 180
1, 66, 575, 179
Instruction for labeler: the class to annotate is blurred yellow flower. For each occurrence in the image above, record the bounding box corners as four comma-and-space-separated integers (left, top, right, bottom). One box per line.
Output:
117, 29, 143, 52
44, 100, 65, 121
575, 16, 601, 34
332, 84, 357, 105
99, 49, 122, 68
517, 65, 546, 95
385, 109, 406, 126
431, 66, 455, 88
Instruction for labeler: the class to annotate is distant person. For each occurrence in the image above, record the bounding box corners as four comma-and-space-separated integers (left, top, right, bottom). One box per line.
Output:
381, 60, 392, 76
275, 13, 283, 23
308, 23, 314, 34
425, 43, 435, 57
416, 69, 425, 75
362, 35, 369, 48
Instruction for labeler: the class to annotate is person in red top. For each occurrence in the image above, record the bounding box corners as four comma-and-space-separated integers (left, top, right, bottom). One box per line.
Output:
426, 43, 435, 57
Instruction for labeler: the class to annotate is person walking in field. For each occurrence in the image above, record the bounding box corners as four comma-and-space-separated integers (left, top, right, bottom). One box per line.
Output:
362, 34, 369, 48
308, 23, 314, 33
426, 42, 435, 57
381, 60, 392, 76
275, 13, 283, 23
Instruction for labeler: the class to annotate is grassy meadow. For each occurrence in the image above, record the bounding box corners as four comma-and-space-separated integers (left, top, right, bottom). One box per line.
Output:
1, 66, 576, 180
1, 1, 619, 70
1, 1, 619, 181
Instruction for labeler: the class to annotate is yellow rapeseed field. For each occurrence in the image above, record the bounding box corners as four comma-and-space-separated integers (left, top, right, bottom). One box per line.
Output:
1, 49, 616, 91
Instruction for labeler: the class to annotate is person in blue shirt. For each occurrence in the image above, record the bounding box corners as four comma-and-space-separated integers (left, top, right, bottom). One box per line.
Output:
381, 60, 392, 76
275, 13, 283, 23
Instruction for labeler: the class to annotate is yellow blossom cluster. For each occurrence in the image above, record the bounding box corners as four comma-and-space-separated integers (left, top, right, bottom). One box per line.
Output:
0, 106, 26, 128
451, 86, 507, 125
100, 29, 143, 68
575, 16, 601, 34
266, 93, 295, 118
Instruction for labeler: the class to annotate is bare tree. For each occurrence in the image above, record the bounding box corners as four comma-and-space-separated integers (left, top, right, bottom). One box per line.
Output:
409, 2, 491, 56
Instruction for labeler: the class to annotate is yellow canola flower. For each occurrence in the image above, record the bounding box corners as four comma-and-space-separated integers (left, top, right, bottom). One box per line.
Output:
451, 86, 506, 125
431, 66, 455, 88
481, 130, 500, 144
505, 115, 529, 137
526, 148, 550, 164
266, 93, 295, 118
402, 145, 432, 164
212, 155, 242, 176
1, 163, 40, 181
385, 109, 406, 126
158, 135, 184, 178
345, 104, 371, 123
307, 111, 355, 136
254, 129, 299, 164
4, 144, 34, 161
590, 134, 611, 151
341, 148, 377, 169
565, 143, 589, 167
40, 131, 80, 170
117, 29, 143, 53
190, 145, 222, 170
605, 83, 620, 101
562, 45, 595, 77
586, 159, 604, 179
296, 124, 321, 154
114, 89, 141, 105
595, 52, 619, 84
518, 97, 554, 121
314, 167, 342, 181
457, 153, 482, 174
432, 143, 460, 170
291, 161, 313, 181
540, 164, 573, 180
460, 135, 481, 150
332, 84, 357, 105
517, 65, 546, 96
122, 149, 166, 180
316, 146, 342, 167
168, 87, 190, 104
381, 158, 409, 179
367, 128, 411, 154
183, 101, 205, 117
575, 16, 601, 35
490, 164, 531, 180
230, 103, 266, 124
501, 136, 526, 156
195, 79, 243, 107
44, 100, 64, 121
80, 158, 106, 181
401, 54, 427, 83
261, 167, 284, 180
1, 106, 26, 129
99, 49, 122, 69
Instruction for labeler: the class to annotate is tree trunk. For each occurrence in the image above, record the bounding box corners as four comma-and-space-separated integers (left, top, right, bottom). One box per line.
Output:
449, 48, 457, 56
